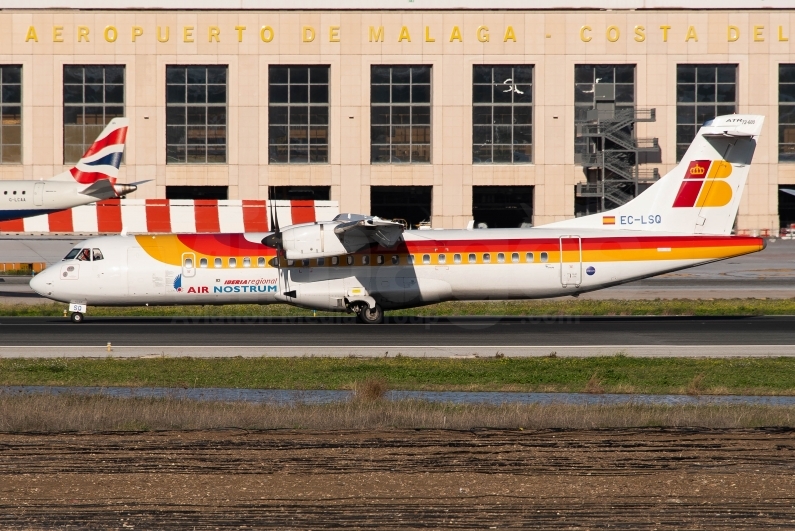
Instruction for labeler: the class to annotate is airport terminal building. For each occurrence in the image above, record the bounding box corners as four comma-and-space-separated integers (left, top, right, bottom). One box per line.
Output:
0, 0, 794, 232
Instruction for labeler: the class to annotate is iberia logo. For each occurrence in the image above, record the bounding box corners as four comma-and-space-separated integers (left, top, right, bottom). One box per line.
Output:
672, 159, 733, 208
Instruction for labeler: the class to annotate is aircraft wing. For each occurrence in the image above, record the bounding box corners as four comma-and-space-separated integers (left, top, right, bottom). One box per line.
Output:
333, 215, 404, 251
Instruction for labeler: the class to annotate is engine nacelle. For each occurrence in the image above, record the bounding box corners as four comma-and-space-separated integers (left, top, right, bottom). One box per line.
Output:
278, 222, 348, 260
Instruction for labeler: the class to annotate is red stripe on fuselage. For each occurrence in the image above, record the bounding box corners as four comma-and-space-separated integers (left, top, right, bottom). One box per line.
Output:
177, 233, 274, 256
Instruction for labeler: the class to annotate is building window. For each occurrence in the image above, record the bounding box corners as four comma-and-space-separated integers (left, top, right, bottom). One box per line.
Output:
0, 66, 21, 164
574, 64, 635, 157
166, 65, 227, 164
780, 65, 795, 162
472, 65, 533, 164
269, 66, 329, 164
63, 65, 124, 164
676, 64, 737, 161
371, 65, 431, 164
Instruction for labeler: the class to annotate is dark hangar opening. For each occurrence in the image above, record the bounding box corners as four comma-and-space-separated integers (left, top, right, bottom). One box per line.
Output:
472, 186, 534, 228
370, 185, 432, 228
268, 186, 331, 201
165, 186, 228, 200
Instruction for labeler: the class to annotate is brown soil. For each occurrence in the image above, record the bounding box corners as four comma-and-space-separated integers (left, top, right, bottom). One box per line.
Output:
1, 428, 794, 529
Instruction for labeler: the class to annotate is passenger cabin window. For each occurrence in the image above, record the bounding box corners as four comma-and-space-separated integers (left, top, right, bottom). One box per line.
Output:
540, 252, 548, 263
214, 257, 222, 268
422, 254, 431, 264
346, 256, 354, 265
407, 255, 415, 264
468, 253, 476, 264
64, 248, 81, 260
511, 252, 519, 263
332, 256, 339, 266
257, 257, 265, 267
302, 259, 310, 267
483, 253, 491, 263
200, 258, 208, 267
376, 255, 384, 265
317, 257, 325, 266
229, 257, 237, 268
526, 252, 534, 262
362, 256, 370, 265
243, 257, 251, 267
183, 257, 193, 268
454, 253, 461, 264
391, 255, 399, 265
438, 254, 446, 264
497, 252, 505, 263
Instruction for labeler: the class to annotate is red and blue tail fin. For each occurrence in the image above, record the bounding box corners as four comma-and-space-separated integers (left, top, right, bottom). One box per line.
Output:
69, 118, 128, 185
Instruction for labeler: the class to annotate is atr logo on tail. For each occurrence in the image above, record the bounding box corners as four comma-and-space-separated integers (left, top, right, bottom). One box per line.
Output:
69, 122, 128, 185
672, 159, 734, 208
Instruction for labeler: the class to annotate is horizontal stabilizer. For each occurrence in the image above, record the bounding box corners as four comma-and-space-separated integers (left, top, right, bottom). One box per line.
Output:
79, 179, 118, 199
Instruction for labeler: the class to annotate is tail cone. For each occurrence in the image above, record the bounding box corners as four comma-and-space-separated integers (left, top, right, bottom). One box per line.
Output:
113, 183, 137, 197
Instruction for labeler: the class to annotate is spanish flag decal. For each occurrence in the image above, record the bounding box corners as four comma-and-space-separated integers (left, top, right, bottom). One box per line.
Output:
602, 216, 616, 225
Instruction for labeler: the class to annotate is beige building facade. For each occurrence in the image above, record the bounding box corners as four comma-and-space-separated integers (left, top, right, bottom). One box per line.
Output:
0, 2, 794, 231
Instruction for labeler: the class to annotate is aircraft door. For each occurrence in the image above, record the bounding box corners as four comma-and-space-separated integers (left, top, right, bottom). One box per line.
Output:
181, 252, 196, 278
33, 182, 44, 206
559, 236, 582, 288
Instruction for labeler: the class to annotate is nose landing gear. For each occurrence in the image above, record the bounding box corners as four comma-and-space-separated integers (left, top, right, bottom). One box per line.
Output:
70, 312, 85, 323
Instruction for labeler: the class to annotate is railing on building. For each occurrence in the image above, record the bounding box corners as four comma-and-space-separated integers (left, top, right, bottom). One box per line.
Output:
575, 105, 661, 211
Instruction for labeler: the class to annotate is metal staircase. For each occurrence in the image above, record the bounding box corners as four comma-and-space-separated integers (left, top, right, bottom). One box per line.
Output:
575, 106, 660, 211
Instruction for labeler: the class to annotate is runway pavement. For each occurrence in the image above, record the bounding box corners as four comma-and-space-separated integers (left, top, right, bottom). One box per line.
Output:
2, 315, 795, 358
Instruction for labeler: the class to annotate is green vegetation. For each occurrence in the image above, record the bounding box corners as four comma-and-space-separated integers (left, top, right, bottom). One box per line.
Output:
3, 298, 795, 317
2, 356, 795, 395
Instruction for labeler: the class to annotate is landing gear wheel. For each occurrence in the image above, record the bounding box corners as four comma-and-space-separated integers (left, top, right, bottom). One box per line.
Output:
70, 312, 84, 323
357, 303, 384, 325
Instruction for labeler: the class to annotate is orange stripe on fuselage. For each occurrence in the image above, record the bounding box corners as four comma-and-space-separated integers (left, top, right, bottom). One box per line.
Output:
134, 234, 764, 268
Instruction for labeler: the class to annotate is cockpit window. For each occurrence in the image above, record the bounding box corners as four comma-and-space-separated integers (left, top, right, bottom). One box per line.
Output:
64, 248, 81, 260
76, 248, 91, 262
92, 249, 104, 261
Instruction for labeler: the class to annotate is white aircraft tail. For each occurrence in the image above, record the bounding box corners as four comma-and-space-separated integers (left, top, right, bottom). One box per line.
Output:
545, 114, 764, 236
50, 118, 129, 190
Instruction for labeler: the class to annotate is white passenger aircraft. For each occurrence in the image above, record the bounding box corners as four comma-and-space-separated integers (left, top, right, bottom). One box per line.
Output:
0, 118, 137, 222
31, 114, 766, 324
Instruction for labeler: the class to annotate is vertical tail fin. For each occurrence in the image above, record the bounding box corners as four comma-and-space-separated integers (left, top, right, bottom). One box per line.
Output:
544, 114, 764, 235
69, 117, 129, 185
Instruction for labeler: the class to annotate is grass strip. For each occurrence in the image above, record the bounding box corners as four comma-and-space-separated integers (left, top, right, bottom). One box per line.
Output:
2, 356, 795, 395
3, 298, 795, 317
1, 393, 794, 431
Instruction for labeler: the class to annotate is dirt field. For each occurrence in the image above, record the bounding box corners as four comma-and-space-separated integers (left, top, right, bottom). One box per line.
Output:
1, 428, 794, 529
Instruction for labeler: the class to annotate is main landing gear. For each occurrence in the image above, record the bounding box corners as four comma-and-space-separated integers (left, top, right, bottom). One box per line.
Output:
354, 303, 384, 325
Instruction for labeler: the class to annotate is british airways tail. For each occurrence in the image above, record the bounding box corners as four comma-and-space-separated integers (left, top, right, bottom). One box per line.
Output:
544, 114, 764, 236
50, 118, 130, 196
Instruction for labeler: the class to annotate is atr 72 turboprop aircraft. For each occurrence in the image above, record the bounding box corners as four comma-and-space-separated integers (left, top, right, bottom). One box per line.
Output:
31, 114, 766, 324
0, 118, 137, 222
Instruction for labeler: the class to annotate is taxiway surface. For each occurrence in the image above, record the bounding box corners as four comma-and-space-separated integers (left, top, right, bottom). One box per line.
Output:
2, 315, 795, 357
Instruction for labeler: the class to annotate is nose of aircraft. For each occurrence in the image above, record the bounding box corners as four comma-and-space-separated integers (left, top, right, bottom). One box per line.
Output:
29, 268, 54, 296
